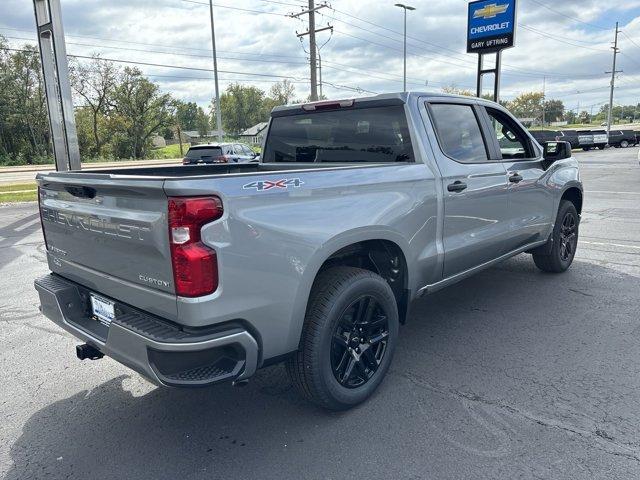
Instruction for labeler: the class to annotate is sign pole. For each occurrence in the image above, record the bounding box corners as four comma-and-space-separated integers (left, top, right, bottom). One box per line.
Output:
476, 54, 483, 98
494, 50, 501, 102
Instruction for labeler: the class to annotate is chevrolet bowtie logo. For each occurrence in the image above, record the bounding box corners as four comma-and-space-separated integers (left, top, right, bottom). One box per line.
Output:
474, 3, 509, 19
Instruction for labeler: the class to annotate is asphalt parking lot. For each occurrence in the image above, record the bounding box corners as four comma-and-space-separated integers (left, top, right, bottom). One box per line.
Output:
1, 147, 639, 479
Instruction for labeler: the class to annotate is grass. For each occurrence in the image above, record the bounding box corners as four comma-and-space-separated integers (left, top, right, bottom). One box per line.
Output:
148, 143, 190, 159
0, 182, 37, 203
0, 182, 36, 193
0, 191, 37, 203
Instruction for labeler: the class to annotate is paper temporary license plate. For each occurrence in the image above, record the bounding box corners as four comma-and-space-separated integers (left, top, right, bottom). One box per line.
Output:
90, 294, 115, 326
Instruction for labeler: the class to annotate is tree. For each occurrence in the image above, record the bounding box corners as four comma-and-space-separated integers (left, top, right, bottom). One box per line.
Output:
442, 85, 474, 97
0, 36, 50, 164
543, 99, 565, 123
217, 83, 267, 134
578, 111, 591, 124
506, 92, 544, 120
109, 67, 175, 158
175, 101, 200, 131
69, 56, 118, 157
269, 79, 296, 106
263, 79, 297, 115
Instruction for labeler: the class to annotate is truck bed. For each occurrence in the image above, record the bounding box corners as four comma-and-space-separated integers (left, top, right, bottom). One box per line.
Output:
49, 162, 384, 179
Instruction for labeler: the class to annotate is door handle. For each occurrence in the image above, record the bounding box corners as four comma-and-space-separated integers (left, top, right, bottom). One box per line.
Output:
509, 173, 523, 183
447, 181, 468, 193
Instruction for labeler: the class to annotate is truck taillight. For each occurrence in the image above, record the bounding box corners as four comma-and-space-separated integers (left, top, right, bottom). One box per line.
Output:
168, 196, 223, 297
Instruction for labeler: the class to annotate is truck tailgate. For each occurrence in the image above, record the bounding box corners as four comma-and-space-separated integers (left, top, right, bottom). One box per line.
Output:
38, 173, 177, 317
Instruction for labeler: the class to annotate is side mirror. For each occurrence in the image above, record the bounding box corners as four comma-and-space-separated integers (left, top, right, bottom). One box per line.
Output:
543, 141, 572, 162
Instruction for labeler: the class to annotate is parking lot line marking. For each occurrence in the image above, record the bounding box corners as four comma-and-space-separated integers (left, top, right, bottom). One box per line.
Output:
580, 240, 640, 250
585, 190, 640, 195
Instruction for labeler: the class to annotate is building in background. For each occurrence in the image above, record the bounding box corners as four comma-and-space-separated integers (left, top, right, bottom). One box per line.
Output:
239, 122, 269, 145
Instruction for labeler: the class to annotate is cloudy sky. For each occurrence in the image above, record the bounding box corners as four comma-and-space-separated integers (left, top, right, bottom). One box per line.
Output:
1, 0, 639, 114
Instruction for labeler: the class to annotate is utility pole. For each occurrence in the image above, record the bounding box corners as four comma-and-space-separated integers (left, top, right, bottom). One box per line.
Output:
292, 3, 331, 101
209, 0, 223, 142
308, 0, 318, 101
541, 75, 546, 130
606, 22, 621, 139
318, 51, 323, 99
395, 3, 416, 92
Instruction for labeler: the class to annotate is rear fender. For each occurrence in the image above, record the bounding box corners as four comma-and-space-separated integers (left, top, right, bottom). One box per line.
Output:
286, 227, 412, 352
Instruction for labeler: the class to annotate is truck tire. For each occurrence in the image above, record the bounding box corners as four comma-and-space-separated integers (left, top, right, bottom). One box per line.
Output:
582, 147, 591, 151
598, 145, 606, 150
533, 200, 579, 273
286, 266, 399, 410
620, 140, 629, 148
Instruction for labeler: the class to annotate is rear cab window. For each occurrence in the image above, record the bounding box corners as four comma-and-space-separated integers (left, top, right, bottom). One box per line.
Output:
262, 105, 413, 163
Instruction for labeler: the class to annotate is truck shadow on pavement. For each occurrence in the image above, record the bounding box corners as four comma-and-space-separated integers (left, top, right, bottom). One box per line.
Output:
6, 256, 640, 479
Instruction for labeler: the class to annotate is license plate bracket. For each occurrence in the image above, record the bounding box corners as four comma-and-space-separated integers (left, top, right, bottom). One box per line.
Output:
90, 294, 115, 326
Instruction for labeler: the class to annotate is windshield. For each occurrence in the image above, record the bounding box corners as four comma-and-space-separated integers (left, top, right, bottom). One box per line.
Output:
262, 106, 413, 163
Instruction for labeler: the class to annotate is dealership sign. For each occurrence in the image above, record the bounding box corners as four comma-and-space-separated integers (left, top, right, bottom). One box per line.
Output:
467, 0, 517, 53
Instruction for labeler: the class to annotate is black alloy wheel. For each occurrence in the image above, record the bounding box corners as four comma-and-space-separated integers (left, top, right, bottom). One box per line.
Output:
559, 211, 578, 262
331, 295, 389, 389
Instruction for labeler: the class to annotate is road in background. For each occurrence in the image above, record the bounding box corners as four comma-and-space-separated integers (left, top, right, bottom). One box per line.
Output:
1, 148, 639, 479
0, 159, 181, 185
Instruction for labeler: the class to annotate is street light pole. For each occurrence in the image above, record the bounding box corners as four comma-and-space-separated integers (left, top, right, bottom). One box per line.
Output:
209, 0, 223, 142
395, 3, 415, 92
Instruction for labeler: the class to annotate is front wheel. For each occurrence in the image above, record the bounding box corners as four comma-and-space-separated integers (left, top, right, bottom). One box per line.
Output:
620, 140, 629, 148
286, 267, 399, 410
533, 200, 579, 273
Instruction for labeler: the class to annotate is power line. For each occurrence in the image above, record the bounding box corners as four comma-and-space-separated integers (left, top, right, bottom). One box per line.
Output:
620, 31, 640, 51
0, 26, 307, 60
519, 24, 610, 52
1, 47, 309, 80
180, 0, 285, 16
525, 0, 611, 31
2, 35, 310, 65
329, 3, 600, 79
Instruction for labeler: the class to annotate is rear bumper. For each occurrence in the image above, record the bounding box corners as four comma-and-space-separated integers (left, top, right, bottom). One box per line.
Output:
34, 274, 259, 387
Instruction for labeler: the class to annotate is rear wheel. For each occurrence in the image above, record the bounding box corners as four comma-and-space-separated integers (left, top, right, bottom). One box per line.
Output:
286, 267, 398, 410
620, 140, 629, 148
598, 145, 606, 150
533, 200, 579, 273
582, 147, 591, 151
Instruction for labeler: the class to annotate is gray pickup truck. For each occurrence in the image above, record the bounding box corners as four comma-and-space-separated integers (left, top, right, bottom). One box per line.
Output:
35, 93, 582, 410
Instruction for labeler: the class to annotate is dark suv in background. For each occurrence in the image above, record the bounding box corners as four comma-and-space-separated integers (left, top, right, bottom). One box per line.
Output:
182, 143, 258, 165
554, 130, 580, 149
529, 130, 560, 145
608, 130, 638, 148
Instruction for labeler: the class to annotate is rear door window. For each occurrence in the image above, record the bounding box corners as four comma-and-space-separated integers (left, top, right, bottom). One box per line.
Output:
428, 103, 489, 163
262, 106, 413, 163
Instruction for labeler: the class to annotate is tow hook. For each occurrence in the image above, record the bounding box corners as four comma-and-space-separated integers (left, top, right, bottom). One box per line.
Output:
76, 343, 104, 360
232, 379, 249, 387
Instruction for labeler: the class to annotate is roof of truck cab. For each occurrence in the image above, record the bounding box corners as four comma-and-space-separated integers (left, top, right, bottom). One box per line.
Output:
270, 92, 502, 116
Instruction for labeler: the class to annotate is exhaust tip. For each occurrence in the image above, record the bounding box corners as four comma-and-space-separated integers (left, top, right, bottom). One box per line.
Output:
76, 343, 104, 361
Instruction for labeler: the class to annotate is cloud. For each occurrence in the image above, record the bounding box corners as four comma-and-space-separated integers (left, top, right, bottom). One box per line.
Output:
1, 0, 638, 109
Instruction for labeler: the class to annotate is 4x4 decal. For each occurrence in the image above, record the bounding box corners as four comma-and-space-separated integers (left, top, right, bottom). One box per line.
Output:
242, 178, 304, 192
